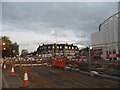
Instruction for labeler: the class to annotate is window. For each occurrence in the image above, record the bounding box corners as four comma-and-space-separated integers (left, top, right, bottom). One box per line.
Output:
65, 46, 68, 49
52, 46, 54, 49
69, 46, 71, 49
48, 46, 50, 49
57, 46, 59, 49
76, 47, 78, 49
60, 46, 62, 49
72, 47, 74, 49
44, 46, 46, 49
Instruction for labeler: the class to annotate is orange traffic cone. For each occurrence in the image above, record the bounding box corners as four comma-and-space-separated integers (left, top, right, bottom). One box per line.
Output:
3, 64, 7, 70
23, 69, 30, 87
10, 65, 15, 76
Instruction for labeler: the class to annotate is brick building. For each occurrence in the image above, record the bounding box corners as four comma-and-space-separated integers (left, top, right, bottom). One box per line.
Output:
36, 43, 80, 59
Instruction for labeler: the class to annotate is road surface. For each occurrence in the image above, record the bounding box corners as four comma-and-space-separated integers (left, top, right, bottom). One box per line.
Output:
2, 65, 119, 88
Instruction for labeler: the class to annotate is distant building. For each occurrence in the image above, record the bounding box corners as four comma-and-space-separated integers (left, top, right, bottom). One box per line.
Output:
91, 12, 120, 60
36, 43, 80, 59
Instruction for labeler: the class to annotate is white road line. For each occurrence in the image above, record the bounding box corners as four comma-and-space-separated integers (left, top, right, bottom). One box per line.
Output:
2, 74, 9, 88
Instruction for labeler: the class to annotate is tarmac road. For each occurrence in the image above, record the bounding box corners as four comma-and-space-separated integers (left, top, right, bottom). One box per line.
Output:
2, 65, 119, 88
28, 66, 119, 88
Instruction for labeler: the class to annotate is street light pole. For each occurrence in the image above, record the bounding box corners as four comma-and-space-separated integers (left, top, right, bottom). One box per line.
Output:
82, 36, 91, 76
55, 30, 57, 58
51, 30, 57, 58
88, 45, 91, 76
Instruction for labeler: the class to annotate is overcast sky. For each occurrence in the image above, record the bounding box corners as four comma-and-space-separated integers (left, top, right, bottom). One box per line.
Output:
1, 2, 118, 54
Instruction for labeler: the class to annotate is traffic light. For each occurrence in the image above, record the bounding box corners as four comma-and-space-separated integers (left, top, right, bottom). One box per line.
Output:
2, 42, 6, 46
3, 47, 6, 50
2, 42, 6, 51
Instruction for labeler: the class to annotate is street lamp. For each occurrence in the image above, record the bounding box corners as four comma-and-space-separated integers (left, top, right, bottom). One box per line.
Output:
51, 30, 57, 43
51, 30, 57, 58
80, 36, 92, 76
13, 50, 16, 57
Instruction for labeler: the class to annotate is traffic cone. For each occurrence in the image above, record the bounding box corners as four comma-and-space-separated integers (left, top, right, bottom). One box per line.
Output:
23, 69, 30, 87
10, 66, 15, 76
3, 64, 7, 70
0, 63, 3, 67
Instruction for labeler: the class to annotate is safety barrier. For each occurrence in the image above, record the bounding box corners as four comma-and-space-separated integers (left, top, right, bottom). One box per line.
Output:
81, 54, 120, 58
14, 59, 42, 61
69, 59, 87, 62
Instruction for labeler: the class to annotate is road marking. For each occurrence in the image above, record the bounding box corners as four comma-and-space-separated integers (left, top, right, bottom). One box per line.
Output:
2, 74, 9, 88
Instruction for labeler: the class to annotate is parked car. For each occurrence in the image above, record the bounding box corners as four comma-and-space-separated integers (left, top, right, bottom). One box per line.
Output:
43, 63, 48, 66
65, 66, 71, 71
71, 68, 80, 72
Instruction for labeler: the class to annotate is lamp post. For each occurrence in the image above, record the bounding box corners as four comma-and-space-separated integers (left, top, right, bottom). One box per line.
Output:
88, 45, 91, 75
51, 30, 57, 58
12, 50, 16, 66
80, 36, 92, 75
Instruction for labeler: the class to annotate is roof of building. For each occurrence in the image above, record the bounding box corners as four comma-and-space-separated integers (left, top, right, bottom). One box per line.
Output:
99, 12, 120, 31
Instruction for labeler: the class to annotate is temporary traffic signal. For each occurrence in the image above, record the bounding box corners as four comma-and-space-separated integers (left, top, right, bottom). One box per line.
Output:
2, 43, 6, 45
3, 47, 6, 50
2, 42, 6, 51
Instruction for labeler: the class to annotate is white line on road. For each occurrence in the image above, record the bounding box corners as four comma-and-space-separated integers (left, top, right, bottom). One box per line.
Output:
2, 74, 9, 88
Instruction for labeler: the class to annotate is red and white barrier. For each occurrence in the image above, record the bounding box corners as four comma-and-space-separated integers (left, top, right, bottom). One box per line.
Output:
70, 59, 87, 62
81, 54, 120, 58
14, 59, 42, 62
106, 54, 120, 58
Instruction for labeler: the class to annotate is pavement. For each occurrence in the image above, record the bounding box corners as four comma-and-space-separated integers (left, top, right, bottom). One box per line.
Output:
2, 65, 119, 88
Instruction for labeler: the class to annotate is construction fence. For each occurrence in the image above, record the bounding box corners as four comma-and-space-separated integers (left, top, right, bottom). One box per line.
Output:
87, 41, 120, 77
1, 41, 120, 78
